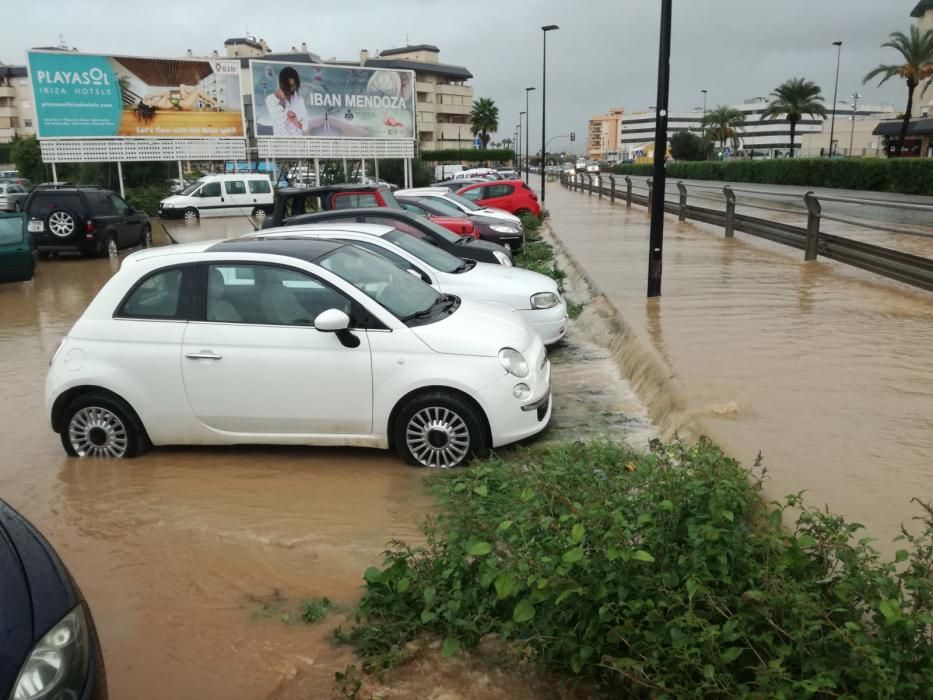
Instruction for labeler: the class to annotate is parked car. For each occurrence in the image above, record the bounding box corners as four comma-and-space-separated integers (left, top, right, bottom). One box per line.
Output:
253, 223, 566, 344
397, 187, 522, 226
24, 185, 152, 257
46, 238, 551, 468
357, 176, 399, 191
452, 168, 500, 181
0, 181, 30, 212
167, 178, 190, 194
263, 184, 479, 239
434, 164, 465, 182
585, 161, 601, 174
456, 180, 541, 218
497, 169, 520, 179
0, 498, 107, 700
268, 207, 514, 266
432, 178, 488, 192
158, 174, 274, 222
397, 194, 524, 252
0, 213, 35, 283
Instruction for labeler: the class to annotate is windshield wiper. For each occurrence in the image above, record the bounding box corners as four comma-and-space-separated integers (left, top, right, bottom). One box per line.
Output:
454, 259, 477, 273
401, 294, 457, 322
455, 236, 474, 245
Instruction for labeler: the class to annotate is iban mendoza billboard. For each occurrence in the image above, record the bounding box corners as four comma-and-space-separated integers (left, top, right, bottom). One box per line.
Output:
27, 51, 245, 139
250, 60, 415, 139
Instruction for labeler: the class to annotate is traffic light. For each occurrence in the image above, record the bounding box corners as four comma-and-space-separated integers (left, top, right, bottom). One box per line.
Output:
570, 132, 575, 142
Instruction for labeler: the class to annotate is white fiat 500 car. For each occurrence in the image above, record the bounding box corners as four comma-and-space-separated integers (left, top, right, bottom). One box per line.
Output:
251, 224, 567, 344
397, 187, 522, 226
46, 238, 551, 468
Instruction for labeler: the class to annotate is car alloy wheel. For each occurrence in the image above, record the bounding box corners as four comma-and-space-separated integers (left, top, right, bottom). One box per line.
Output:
251, 206, 267, 220
48, 210, 76, 237
107, 236, 118, 258
405, 406, 471, 468
183, 208, 198, 224
141, 227, 152, 248
67, 406, 129, 458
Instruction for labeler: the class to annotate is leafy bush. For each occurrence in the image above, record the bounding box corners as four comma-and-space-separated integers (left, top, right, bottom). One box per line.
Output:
670, 132, 713, 161
419, 149, 515, 163
344, 439, 933, 697
125, 185, 168, 216
609, 163, 654, 176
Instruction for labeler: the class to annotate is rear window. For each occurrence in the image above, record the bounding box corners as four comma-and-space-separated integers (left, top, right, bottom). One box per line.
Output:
0, 216, 25, 245
248, 180, 271, 194
333, 193, 378, 209
27, 192, 84, 216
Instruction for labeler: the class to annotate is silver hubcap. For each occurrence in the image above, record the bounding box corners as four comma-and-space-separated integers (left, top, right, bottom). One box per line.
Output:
184, 210, 197, 223
405, 407, 470, 468
48, 211, 75, 237
252, 208, 266, 220
107, 238, 118, 257
142, 229, 152, 247
68, 407, 128, 457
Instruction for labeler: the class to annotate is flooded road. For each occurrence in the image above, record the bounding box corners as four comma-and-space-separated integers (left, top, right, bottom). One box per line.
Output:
547, 184, 933, 555
0, 220, 654, 699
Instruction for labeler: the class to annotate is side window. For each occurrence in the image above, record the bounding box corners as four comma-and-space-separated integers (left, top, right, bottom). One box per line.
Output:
206, 264, 355, 327
248, 179, 271, 194
118, 268, 186, 319
460, 188, 483, 202
95, 193, 116, 215
400, 201, 424, 214
110, 194, 130, 215
199, 182, 221, 198
224, 180, 247, 196
489, 185, 514, 198
332, 193, 378, 209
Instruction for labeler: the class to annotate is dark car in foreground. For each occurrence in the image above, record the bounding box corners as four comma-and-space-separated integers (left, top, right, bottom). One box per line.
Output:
396, 194, 524, 253
24, 185, 151, 257
0, 213, 36, 283
268, 207, 515, 266
0, 499, 106, 700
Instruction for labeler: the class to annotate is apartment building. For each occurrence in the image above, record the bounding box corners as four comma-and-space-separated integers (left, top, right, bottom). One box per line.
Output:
586, 108, 623, 161
0, 65, 35, 143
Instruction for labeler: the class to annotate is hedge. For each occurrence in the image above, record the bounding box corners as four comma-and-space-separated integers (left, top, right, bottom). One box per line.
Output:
419, 149, 515, 163
609, 158, 933, 196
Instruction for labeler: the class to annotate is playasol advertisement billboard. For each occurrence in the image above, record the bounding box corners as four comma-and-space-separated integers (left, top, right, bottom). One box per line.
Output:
250, 60, 415, 140
27, 51, 245, 139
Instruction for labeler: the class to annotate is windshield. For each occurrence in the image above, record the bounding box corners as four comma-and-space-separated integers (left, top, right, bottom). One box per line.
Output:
317, 245, 440, 320
384, 230, 465, 274
444, 192, 482, 212
0, 215, 24, 245
178, 179, 204, 196
408, 214, 462, 244
415, 197, 463, 218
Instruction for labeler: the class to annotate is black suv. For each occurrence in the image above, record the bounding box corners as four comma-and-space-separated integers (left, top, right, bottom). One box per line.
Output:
24, 185, 151, 257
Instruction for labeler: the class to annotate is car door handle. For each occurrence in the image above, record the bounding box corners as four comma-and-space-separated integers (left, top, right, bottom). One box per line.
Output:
185, 351, 223, 360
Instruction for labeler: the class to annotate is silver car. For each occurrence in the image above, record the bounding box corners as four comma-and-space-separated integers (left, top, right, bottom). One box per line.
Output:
0, 182, 29, 212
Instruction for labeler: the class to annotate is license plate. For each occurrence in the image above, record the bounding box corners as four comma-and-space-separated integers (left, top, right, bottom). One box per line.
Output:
27, 220, 44, 233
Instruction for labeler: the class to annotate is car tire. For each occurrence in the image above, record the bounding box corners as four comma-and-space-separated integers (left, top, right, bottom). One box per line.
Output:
98, 233, 117, 259
46, 209, 78, 239
251, 206, 268, 219
60, 392, 151, 459
394, 391, 487, 469
140, 226, 152, 248
13, 201, 21, 212
183, 207, 199, 224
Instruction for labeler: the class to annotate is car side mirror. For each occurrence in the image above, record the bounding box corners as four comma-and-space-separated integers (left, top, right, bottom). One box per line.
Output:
314, 308, 350, 332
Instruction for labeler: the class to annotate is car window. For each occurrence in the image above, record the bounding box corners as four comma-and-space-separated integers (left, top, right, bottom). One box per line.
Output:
488, 184, 514, 198
283, 194, 322, 219
110, 194, 130, 215
248, 179, 271, 194
27, 192, 84, 216
351, 239, 425, 276
444, 192, 482, 211
224, 180, 247, 196
119, 268, 186, 319
460, 188, 484, 202
206, 264, 354, 327
384, 230, 462, 274
332, 193, 378, 209
93, 193, 115, 215
400, 201, 425, 214
199, 182, 221, 198
0, 216, 25, 245
414, 197, 462, 217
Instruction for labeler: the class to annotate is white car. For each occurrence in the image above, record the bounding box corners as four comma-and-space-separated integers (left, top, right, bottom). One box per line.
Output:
252, 223, 568, 344
397, 187, 521, 226
46, 238, 551, 468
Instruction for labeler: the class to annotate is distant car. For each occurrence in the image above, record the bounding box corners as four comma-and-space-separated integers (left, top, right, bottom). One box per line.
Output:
264, 184, 478, 240
167, 178, 190, 194
0, 498, 107, 699
0, 213, 35, 283
46, 238, 551, 468
24, 185, 152, 257
357, 176, 399, 191
253, 223, 566, 344
397, 194, 524, 253
456, 180, 541, 218
397, 187, 522, 227
268, 207, 514, 266
434, 164, 465, 182
585, 162, 600, 174
452, 168, 500, 181
432, 178, 487, 192
0, 182, 30, 212
497, 169, 520, 179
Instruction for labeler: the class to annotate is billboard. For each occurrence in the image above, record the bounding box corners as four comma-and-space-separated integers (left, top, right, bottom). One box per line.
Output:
250, 60, 415, 140
28, 51, 245, 139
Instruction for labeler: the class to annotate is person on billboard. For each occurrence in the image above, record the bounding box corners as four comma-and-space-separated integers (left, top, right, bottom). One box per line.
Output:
266, 66, 309, 136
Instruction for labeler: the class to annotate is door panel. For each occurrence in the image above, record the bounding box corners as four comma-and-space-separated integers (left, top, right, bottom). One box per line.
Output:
195, 181, 224, 218
223, 179, 250, 216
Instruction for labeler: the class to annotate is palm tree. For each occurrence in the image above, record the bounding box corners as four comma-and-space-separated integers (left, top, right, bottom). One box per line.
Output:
469, 97, 499, 149
701, 106, 745, 153
863, 26, 933, 158
761, 78, 827, 158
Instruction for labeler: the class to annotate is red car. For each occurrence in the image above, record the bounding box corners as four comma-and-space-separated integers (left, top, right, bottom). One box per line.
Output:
266, 184, 477, 239
455, 179, 541, 217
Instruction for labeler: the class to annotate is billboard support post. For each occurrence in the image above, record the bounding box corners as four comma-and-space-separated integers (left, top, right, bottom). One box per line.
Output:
361, 158, 366, 180
343, 159, 349, 182
51, 163, 57, 182
117, 161, 125, 198
177, 161, 184, 184
314, 158, 320, 187
374, 159, 379, 178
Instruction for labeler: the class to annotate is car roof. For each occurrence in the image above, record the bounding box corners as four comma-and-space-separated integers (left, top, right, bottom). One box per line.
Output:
277, 183, 385, 197
396, 187, 449, 196
123, 237, 347, 265
257, 222, 396, 238
289, 207, 430, 223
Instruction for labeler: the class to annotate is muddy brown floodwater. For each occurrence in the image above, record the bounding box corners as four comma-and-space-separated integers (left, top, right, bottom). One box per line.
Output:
0, 222, 654, 699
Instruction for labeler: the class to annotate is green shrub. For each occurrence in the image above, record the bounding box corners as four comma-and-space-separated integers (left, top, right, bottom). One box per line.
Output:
125, 185, 168, 216
609, 163, 653, 176
345, 439, 933, 697
419, 149, 515, 164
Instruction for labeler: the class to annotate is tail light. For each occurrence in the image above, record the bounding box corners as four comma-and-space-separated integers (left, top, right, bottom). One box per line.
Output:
85, 220, 95, 238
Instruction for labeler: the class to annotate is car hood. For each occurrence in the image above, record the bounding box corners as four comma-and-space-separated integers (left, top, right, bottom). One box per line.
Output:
478, 207, 521, 224
410, 298, 534, 357
469, 214, 521, 231
451, 263, 559, 308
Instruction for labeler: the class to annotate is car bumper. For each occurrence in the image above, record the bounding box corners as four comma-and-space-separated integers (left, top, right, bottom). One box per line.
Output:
518, 300, 568, 346
158, 207, 185, 219
479, 354, 551, 449
0, 250, 35, 282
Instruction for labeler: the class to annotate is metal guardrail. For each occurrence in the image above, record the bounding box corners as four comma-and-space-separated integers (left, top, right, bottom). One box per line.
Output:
560, 172, 933, 292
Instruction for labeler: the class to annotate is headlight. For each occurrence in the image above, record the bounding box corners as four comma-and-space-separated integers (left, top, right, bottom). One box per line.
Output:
12, 605, 89, 700
493, 251, 513, 266
531, 292, 560, 309
499, 347, 529, 378
490, 224, 519, 234
161, 202, 173, 208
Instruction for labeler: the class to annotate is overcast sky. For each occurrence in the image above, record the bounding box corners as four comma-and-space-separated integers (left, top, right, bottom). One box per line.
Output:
1, 0, 922, 155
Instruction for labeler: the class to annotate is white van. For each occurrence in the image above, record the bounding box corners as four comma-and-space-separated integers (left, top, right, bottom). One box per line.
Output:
434, 164, 466, 182
158, 173, 274, 223
452, 167, 499, 181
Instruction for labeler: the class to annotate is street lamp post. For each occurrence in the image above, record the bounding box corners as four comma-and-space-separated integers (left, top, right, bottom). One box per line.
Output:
828, 41, 843, 158
701, 89, 708, 121
519, 112, 526, 174
540, 24, 559, 202
647, 0, 673, 299
525, 87, 535, 182
849, 91, 861, 156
